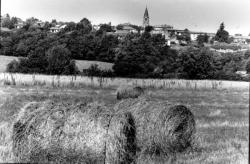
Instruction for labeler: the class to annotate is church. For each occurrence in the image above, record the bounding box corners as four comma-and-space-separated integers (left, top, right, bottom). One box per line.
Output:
142, 7, 215, 44
143, 7, 150, 27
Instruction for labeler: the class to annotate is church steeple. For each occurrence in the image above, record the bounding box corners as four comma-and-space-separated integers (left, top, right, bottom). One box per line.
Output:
143, 6, 149, 27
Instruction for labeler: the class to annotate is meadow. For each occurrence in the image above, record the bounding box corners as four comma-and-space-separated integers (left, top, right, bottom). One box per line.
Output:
0, 73, 248, 163
0, 55, 113, 73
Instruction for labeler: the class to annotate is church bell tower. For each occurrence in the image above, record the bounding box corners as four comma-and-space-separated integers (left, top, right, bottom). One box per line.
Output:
143, 7, 150, 27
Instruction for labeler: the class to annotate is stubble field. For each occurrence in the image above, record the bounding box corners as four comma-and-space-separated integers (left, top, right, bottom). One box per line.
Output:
0, 81, 248, 163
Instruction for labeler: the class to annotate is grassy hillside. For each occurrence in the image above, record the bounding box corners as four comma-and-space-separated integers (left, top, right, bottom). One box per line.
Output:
0, 56, 19, 73
0, 55, 113, 73
0, 84, 248, 163
75, 60, 113, 71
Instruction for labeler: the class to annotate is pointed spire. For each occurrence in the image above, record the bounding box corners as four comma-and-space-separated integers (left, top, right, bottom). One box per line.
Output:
143, 6, 150, 27
144, 6, 149, 18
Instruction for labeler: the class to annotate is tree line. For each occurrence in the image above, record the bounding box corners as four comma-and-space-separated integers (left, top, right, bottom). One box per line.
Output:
1, 17, 249, 80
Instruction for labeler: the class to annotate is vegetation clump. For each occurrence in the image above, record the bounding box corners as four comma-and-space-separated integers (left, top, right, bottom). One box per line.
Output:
116, 85, 145, 100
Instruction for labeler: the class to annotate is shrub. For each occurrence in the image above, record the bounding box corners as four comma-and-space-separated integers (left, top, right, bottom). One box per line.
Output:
83, 64, 115, 77
244, 50, 250, 59
176, 47, 215, 79
246, 60, 250, 73
47, 45, 73, 75
6, 59, 19, 72
116, 85, 144, 100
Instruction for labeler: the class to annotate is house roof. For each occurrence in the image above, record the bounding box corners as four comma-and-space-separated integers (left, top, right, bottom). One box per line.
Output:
50, 24, 67, 30
50, 27, 60, 30
123, 26, 136, 31
233, 36, 250, 39
114, 30, 130, 36
154, 25, 173, 29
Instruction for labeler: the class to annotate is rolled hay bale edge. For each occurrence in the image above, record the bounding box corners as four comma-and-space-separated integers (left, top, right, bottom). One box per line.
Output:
12, 101, 137, 164
114, 97, 196, 156
106, 112, 136, 164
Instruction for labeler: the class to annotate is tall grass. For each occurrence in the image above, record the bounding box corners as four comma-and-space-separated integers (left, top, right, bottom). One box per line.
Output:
0, 73, 248, 90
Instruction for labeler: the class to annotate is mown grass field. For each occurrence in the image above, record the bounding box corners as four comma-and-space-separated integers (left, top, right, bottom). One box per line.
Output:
0, 82, 248, 163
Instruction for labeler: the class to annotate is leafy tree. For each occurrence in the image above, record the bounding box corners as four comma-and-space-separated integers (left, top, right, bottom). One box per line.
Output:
6, 59, 19, 73
26, 17, 39, 25
246, 60, 250, 73
144, 25, 154, 33
94, 34, 119, 62
116, 24, 123, 30
244, 50, 250, 59
47, 45, 75, 74
27, 47, 48, 73
113, 32, 162, 77
1, 14, 15, 29
176, 47, 215, 79
151, 34, 166, 47
96, 23, 114, 36
197, 33, 209, 46
215, 22, 229, 43
62, 22, 76, 32
76, 18, 92, 34
43, 21, 52, 31
0, 37, 14, 56
177, 29, 191, 44
51, 19, 57, 24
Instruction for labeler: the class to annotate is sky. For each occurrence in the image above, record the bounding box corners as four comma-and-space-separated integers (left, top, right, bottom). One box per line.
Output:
2, 0, 250, 35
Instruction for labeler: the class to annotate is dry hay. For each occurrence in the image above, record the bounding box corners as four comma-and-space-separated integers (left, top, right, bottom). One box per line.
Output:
116, 85, 144, 100
114, 97, 196, 156
12, 100, 136, 163
106, 112, 136, 163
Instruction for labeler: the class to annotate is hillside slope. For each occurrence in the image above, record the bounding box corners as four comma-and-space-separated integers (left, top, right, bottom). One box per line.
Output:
0, 55, 113, 73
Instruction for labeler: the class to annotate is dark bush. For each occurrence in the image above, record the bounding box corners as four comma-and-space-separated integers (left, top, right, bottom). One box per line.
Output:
244, 50, 250, 59
47, 45, 78, 75
83, 64, 115, 77
6, 59, 20, 73
246, 60, 250, 73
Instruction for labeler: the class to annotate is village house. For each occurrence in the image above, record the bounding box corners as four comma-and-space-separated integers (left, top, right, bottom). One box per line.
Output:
50, 24, 67, 33
233, 35, 250, 44
189, 31, 215, 41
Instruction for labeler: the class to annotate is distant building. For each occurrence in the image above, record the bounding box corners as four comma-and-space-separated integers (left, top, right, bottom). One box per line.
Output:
14, 18, 25, 29
14, 22, 25, 29
50, 24, 67, 33
233, 35, 250, 44
235, 34, 242, 37
189, 32, 215, 41
92, 25, 101, 31
152, 25, 173, 38
143, 7, 150, 27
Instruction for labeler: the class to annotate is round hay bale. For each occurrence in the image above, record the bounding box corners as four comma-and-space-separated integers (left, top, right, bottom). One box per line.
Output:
106, 112, 136, 164
116, 85, 144, 100
12, 101, 110, 163
114, 97, 196, 155
12, 100, 137, 163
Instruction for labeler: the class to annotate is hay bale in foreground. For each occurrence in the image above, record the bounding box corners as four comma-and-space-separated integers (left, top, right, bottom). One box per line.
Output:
116, 85, 144, 100
114, 97, 196, 155
106, 112, 136, 163
12, 101, 136, 163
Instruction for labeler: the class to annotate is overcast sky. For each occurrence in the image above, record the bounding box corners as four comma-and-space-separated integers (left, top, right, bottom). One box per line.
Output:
2, 0, 250, 35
